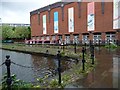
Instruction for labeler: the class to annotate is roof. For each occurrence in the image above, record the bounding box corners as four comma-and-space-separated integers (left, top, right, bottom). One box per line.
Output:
30, 2, 73, 16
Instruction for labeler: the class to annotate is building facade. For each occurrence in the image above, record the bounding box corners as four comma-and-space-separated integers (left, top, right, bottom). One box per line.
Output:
30, 1, 120, 45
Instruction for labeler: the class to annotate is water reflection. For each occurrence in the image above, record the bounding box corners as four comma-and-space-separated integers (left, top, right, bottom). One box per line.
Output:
1, 47, 120, 88
112, 56, 119, 88
1, 49, 75, 82
75, 48, 120, 88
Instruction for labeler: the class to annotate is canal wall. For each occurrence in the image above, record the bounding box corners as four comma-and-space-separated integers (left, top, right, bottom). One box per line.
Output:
1, 44, 81, 61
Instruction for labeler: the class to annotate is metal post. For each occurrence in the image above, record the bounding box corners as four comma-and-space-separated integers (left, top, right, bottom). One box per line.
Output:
84, 43, 86, 53
89, 40, 92, 54
99, 40, 101, 53
5, 55, 12, 89
89, 40, 92, 48
89, 40, 92, 55
109, 39, 110, 52
74, 43, 76, 53
82, 47, 85, 71
63, 42, 64, 52
91, 46, 94, 64
45, 50, 49, 57
116, 40, 118, 46
57, 51, 61, 85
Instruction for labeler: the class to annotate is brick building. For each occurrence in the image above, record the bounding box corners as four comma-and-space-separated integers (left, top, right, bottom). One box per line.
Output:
29, 1, 120, 45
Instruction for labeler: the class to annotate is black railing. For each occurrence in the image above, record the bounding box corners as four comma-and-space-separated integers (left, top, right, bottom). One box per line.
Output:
0, 47, 96, 89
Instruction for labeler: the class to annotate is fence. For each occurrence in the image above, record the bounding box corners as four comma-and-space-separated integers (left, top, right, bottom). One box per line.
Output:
0, 46, 95, 89
26, 40, 120, 46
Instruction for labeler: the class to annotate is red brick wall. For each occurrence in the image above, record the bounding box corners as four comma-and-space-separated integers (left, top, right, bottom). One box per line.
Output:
95, 2, 113, 32
30, 2, 116, 41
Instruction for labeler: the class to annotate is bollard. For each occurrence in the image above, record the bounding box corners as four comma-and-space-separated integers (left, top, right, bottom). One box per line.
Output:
82, 47, 85, 71
57, 51, 61, 85
74, 43, 77, 53
5, 55, 12, 89
91, 46, 94, 64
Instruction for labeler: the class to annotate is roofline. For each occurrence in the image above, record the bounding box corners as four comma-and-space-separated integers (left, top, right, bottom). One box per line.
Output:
30, 2, 73, 16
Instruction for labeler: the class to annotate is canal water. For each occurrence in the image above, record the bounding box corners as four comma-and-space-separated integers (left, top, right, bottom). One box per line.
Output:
0, 47, 120, 88
0, 49, 75, 83
73, 47, 120, 88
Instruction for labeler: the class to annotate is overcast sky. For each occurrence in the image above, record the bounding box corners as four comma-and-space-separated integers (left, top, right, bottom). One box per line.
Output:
0, 0, 115, 24
0, 0, 61, 24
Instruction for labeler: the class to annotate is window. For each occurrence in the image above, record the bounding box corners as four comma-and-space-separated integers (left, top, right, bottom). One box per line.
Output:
59, 35, 62, 40
93, 35, 101, 44
73, 35, 79, 44
46, 36, 50, 40
82, 35, 89, 44
65, 35, 70, 44
105, 33, 115, 44
52, 35, 56, 40
32, 37, 36, 40
41, 36, 44, 40
36, 37, 40, 40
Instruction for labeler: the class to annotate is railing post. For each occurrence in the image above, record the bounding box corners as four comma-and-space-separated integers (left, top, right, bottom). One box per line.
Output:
109, 39, 110, 52
99, 40, 101, 53
91, 46, 94, 64
5, 55, 12, 90
84, 43, 86, 53
116, 40, 118, 46
99, 40, 100, 47
74, 43, 76, 53
89, 40, 92, 48
82, 47, 85, 71
57, 51, 61, 85
63, 42, 65, 52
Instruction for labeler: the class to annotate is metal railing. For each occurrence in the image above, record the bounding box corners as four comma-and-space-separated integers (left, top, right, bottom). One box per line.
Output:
0, 46, 95, 89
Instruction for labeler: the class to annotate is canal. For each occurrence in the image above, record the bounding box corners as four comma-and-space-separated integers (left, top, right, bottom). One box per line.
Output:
0, 49, 75, 83
0, 47, 120, 88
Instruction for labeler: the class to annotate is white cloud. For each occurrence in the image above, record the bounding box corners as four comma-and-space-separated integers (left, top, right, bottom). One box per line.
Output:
1, 0, 61, 24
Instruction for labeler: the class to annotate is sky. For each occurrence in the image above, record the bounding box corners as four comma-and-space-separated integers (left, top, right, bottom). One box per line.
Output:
0, 0, 61, 24
0, 0, 115, 24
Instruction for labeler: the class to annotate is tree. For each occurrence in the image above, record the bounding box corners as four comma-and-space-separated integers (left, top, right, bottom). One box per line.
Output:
27, 26, 31, 39
2, 25, 13, 39
2, 25, 31, 40
14, 26, 31, 39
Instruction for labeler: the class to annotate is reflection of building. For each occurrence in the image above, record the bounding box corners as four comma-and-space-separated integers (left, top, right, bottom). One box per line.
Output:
113, 56, 118, 88
30, 2, 120, 45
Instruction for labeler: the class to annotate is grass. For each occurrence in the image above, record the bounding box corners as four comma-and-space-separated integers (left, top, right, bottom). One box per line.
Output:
1, 43, 83, 59
0, 85, 2, 90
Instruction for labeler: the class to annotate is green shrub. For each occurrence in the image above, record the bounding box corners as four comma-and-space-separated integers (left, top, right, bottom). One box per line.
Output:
105, 43, 117, 49
1, 73, 33, 89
